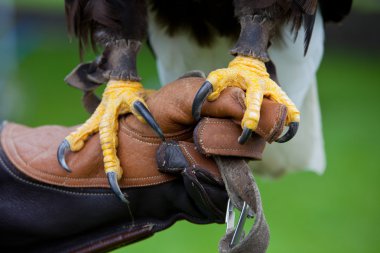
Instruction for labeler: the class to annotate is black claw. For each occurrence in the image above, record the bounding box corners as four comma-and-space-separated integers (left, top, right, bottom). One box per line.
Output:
133, 101, 165, 141
276, 122, 299, 143
238, 128, 252, 145
57, 139, 72, 172
192, 81, 213, 121
107, 172, 129, 204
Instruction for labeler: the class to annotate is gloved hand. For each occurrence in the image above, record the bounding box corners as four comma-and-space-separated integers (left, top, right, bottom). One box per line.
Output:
0, 75, 287, 252
154, 76, 287, 253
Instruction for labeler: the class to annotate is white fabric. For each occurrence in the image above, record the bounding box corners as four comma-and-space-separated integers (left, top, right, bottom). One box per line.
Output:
148, 13, 234, 84
148, 10, 326, 176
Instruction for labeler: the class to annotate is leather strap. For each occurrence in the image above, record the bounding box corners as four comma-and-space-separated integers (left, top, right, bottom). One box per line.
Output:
193, 99, 287, 160
215, 157, 269, 253
194, 118, 266, 159
157, 141, 227, 220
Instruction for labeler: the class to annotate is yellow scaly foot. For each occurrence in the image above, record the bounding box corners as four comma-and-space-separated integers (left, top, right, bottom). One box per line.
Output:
192, 56, 300, 144
57, 80, 164, 203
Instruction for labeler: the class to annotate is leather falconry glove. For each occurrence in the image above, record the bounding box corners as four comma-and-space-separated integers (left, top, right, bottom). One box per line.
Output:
0, 76, 287, 252
156, 75, 288, 253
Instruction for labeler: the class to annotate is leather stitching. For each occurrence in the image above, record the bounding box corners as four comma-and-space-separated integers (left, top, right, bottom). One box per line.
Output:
180, 144, 197, 166
174, 142, 221, 181
119, 120, 193, 143
0, 152, 115, 196
198, 119, 257, 153
3, 124, 173, 188
161, 142, 195, 169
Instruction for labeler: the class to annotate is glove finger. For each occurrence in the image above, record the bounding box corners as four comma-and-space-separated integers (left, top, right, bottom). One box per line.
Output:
145, 77, 247, 133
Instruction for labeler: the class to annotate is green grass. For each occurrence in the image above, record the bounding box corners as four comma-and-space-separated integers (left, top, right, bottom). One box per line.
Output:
14, 0, 63, 10
6, 34, 380, 252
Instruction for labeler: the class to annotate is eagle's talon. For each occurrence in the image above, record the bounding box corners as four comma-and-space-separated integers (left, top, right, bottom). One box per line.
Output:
192, 56, 300, 144
275, 122, 299, 143
58, 80, 165, 200
107, 171, 129, 204
133, 101, 165, 141
192, 81, 213, 121
238, 128, 253, 144
57, 139, 72, 172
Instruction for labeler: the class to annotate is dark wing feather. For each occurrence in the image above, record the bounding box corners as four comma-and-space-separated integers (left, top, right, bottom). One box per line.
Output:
294, 0, 318, 15
64, 0, 146, 59
291, 0, 352, 54
65, 0, 97, 57
247, 0, 278, 9
302, 13, 316, 54
289, 0, 318, 55
319, 0, 353, 22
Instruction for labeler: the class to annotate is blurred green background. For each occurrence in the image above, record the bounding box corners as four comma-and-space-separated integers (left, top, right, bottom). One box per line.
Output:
1, 1, 380, 252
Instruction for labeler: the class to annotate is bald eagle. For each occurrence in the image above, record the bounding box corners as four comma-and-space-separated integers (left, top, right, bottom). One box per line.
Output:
60, 0, 352, 201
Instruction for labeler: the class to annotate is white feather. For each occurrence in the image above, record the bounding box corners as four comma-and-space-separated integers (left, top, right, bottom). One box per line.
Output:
148, 9, 326, 176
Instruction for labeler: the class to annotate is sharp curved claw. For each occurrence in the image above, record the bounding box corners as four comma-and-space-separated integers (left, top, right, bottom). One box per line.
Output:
133, 101, 165, 141
192, 81, 213, 121
238, 128, 252, 145
107, 172, 129, 204
276, 122, 299, 143
57, 139, 72, 172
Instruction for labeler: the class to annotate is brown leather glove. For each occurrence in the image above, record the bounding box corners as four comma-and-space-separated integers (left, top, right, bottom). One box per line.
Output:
153, 77, 287, 253
0, 76, 286, 252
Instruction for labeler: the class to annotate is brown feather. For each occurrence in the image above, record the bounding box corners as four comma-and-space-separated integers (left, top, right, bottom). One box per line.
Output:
294, 0, 318, 15
303, 13, 316, 55
65, 0, 351, 60
65, 0, 147, 59
288, 0, 318, 55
